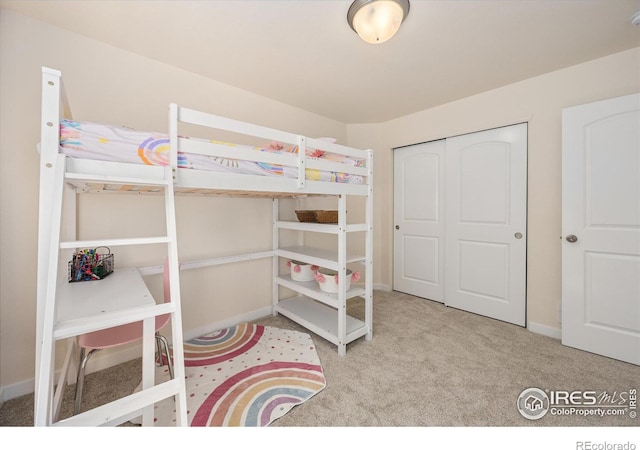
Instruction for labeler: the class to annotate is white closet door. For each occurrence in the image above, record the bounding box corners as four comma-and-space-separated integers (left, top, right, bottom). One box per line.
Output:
393, 140, 446, 302
445, 124, 528, 326
562, 93, 640, 365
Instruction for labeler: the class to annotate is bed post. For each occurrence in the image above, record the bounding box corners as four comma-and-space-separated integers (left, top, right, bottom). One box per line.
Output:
35, 67, 64, 424
37, 68, 63, 313
169, 103, 179, 183
296, 135, 306, 189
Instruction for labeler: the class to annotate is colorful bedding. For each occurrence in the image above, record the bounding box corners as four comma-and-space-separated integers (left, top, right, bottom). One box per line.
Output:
60, 120, 364, 184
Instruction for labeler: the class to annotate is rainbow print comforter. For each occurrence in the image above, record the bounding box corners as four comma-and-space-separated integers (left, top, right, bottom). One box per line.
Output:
60, 119, 364, 184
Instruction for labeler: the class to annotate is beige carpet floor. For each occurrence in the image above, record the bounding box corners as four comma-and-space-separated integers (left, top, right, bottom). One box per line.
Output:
1, 290, 639, 429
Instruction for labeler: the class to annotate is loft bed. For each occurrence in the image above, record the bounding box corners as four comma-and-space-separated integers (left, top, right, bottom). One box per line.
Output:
58, 117, 369, 197
35, 67, 373, 426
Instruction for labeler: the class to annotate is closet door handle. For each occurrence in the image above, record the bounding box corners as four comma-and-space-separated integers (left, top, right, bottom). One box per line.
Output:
395, 225, 400, 230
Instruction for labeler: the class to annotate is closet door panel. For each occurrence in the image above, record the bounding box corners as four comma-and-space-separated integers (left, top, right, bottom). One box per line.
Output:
459, 142, 509, 224
393, 140, 446, 302
458, 240, 509, 301
445, 124, 527, 326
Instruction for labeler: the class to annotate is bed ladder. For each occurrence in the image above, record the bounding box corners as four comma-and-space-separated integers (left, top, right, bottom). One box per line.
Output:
34, 101, 188, 424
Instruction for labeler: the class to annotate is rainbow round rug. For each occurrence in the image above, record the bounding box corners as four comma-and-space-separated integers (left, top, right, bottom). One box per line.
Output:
152, 323, 326, 426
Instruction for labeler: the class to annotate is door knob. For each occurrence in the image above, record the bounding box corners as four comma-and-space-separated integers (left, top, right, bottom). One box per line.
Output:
395, 225, 400, 230
514, 232, 523, 239
566, 234, 578, 243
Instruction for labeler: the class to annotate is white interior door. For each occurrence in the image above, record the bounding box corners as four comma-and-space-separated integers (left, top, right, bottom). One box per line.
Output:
562, 93, 640, 365
393, 140, 446, 302
445, 124, 528, 326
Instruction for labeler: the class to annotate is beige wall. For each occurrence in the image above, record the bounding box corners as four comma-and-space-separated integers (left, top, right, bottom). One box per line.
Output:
1, 6, 639, 400
0, 9, 347, 393
372, 47, 640, 330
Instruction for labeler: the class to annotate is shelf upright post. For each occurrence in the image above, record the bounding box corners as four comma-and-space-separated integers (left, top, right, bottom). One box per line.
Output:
272, 198, 280, 315
337, 194, 348, 356
365, 149, 374, 340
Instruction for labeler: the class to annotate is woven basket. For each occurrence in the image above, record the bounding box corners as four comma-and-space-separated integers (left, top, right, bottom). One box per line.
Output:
295, 210, 317, 222
315, 210, 338, 223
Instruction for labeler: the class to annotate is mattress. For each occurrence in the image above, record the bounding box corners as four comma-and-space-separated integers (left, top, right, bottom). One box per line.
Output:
59, 119, 364, 184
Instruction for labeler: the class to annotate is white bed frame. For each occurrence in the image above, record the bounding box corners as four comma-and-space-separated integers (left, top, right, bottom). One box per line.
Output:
35, 67, 373, 426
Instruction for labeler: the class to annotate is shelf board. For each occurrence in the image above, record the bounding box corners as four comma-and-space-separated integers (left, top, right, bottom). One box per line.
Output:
276, 275, 365, 308
277, 221, 368, 233
276, 246, 365, 270
275, 296, 368, 346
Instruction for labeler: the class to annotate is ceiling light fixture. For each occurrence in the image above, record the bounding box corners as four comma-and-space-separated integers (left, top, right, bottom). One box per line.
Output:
347, 0, 410, 44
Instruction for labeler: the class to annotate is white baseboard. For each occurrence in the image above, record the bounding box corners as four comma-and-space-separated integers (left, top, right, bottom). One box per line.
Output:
0, 377, 34, 407
183, 306, 273, 341
527, 321, 561, 340
373, 283, 392, 292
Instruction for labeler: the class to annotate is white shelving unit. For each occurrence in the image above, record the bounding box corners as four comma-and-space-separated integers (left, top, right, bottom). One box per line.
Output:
272, 194, 373, 356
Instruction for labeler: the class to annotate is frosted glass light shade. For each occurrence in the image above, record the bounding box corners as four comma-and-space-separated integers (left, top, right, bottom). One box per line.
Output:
348, 0, 410, 44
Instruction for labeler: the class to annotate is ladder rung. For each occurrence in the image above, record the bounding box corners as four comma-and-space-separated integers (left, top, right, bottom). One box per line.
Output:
52, 379, 181, 427
60, 237, 171, 249
66, 172, 170, 186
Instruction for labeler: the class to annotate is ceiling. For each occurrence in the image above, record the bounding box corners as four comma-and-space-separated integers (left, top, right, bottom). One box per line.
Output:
2, 0, 640, 123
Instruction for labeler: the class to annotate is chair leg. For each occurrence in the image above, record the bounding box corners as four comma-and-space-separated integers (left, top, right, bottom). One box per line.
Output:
155, 336, 162, 366
155, 333, 174, 380
74, 347, 100, 415
74, 337, 172, 416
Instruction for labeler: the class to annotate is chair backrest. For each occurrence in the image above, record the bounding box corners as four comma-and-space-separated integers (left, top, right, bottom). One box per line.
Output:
162, 257, 182, 303
79, 257, 177, 349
